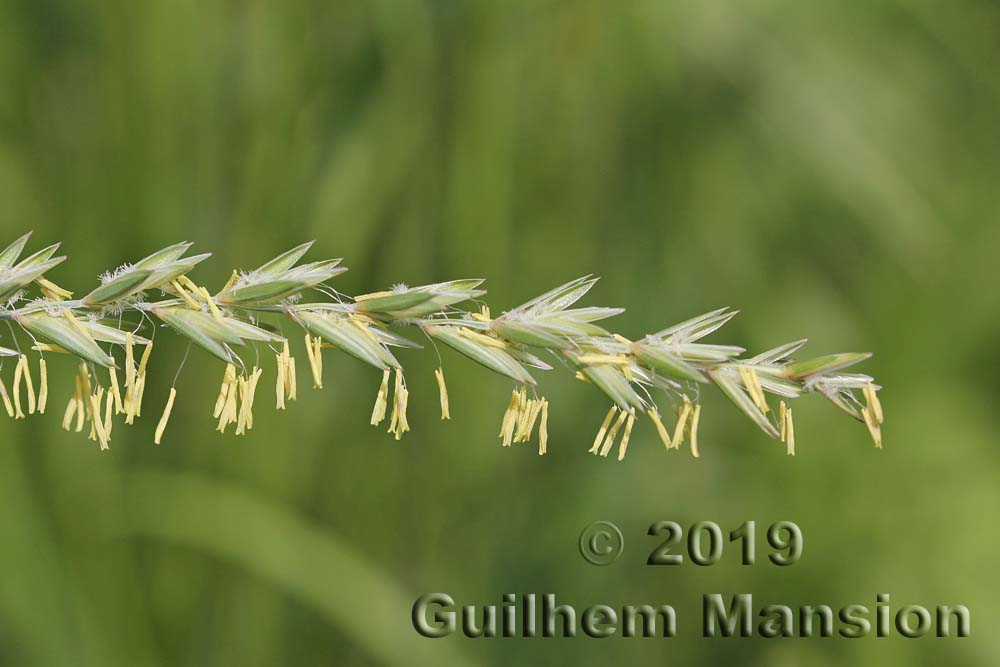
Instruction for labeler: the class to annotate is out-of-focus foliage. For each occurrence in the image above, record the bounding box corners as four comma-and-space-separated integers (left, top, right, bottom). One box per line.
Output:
0, 1, 996, 665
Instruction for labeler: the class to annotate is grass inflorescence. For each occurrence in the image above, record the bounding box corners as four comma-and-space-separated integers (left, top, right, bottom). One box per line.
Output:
0, 232, 884, 456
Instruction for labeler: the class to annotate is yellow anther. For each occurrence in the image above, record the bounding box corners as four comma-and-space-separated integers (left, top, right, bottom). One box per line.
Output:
286, 358, 297, 401
348, 314, 381, 343
177, 275, 200, 294
434, 368, 450, 420
785, 406, 795, 456
690, 404, 702, 458
109, 366, 123, 414
371, 368, 390, 426
73, 374, 85, 432
124, 332, 136, 401
538, 399, 549, 456
387, 368, 409, 440
647, 408, 673, 449
199, 286, 225, 323
590, 406, 618, 454
90, 387, 110, 450
779, 401, 788, 442
304, 334, 323, 389
275, 352, 287, 410
354, 290, 394, 302
38, 358, 48, 414
739, 366, 769, 413
171, 279, 201, 309
62, 309, 91, 340
574, 371, 590, 383
861, 407, 882, 449
576, 354, 630, 366
221, 270, 239, 293
0, 375, 14, 418
103, 388, 113, 440
154, 387, 177, 444
137, 340, 153, 376
12, 354, 25, 419
37, 277, 73, 300
499, 389, 519, 440
247, 367, 262, 430
864, 383, 883, 424
600, 407, 629, 457
458, 327, 507, 349
17, 355, 36, 415
671, 398, 692, 450
469, 305, 491, 322
31, 343, 67, 354
617, 408, 637, 461
61, 392, 77, 430
214, 364, 236, 418
236, 375, 250, 435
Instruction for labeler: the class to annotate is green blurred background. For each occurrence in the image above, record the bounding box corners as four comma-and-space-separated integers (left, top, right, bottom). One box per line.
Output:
0, 0, 996, 664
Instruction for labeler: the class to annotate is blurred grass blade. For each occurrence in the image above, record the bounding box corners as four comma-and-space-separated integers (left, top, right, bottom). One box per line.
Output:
124, 470, 482, 667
